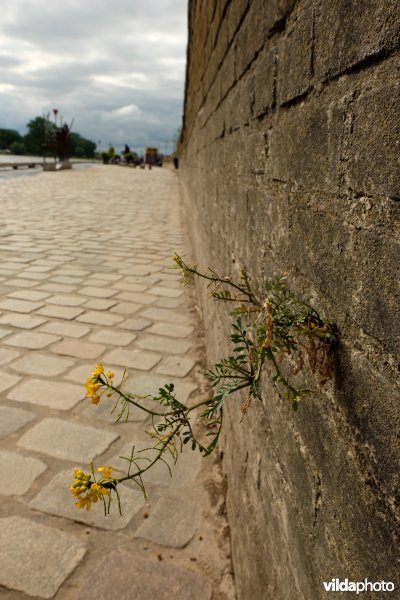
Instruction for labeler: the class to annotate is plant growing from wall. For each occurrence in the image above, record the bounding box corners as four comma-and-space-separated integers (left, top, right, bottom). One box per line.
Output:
70, 254, 336, 514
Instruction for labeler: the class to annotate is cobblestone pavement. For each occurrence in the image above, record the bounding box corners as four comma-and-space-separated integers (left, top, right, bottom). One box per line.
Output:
0, 166, 235, 600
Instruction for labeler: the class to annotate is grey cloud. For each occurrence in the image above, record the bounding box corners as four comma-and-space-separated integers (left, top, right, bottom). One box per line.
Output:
0, 0, 187, 152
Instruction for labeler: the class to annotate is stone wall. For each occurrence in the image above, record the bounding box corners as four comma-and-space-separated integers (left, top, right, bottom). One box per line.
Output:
180, 1, 400, 598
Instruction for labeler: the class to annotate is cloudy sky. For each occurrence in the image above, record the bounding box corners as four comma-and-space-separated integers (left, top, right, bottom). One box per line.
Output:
0, 0, 187, 154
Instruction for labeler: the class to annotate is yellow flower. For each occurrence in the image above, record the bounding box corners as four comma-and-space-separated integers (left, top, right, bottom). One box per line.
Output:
97, 466, 113, 480
85, 378, 102, 404
92, 363, 104, 377
89, 482, 109, 503
106, 371, 114, 380
71, 467, 109, 511
76, 496, 92, 511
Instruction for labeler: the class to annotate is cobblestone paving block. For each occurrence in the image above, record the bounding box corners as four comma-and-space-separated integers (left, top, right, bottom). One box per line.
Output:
113, 442, 202, 487
0, 348, 20, 365
0, 405, 35, 438
46, 294, 87, 306
18, 418, 119, 461
3, 330, 60, 349
0, 261, 25, 271
137, 334, 192, 355
30, 470, 144, 531
111, 281, 148, 292
0, 451, 47, 495
39, 320, 91, 338
109, 301, 142, 315
77, 552, 212, 600
39, 282, 77, 293
51, 339, 105, 359
156, 356, 196, 377
88, 328, 136, 346
0, 326, 12, 339
0, 312, 47, 329
0, 516, 86, 599
136, 496, 201, 548
37, 304, 85, 320
77, 310, 124, 326
3, 278, 39, 288
154, 296, 184, 308
0, 298, 44, 313
148, 322, 193, 338
10, 352, 74, 377
7, 289, 50, 301
80, 286, 118, 298
51, 275, 84, 285
91, 272, 122, 281
119, 317, 152, 331
141, 307, 190, 325
150, 286, 184, 298
125, 373, 198, 404
83, 298, 118, 310
116, 291, 157, 305
24, 265, 54, 273
8, 379, 83, 410
56, 268, 89, 277
19, 271, 49, 281
103, 348, 161, 370
83, 278, 110, 288
122, 264, 160, 276
0, 370, 21, 392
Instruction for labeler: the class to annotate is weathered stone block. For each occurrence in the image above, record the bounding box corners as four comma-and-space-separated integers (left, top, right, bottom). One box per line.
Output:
234, 0, 264, 78
348, 83, 400, 198
227, 0, 249, 43
288, 192, 400, 357
253, 46, 276, 116
268, 96, 340, 191
315, 0, 400, 80
276, 7, 313, 104
220, 44, 235, 100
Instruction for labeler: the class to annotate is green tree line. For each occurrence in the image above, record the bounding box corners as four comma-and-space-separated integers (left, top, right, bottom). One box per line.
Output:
0, 117, 96, 158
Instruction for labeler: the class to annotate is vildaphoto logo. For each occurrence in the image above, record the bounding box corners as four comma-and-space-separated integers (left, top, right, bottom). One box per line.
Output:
323, 579, 395, 594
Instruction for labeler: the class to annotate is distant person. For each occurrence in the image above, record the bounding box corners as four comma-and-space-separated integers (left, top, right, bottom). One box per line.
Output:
173, 157, 179, 169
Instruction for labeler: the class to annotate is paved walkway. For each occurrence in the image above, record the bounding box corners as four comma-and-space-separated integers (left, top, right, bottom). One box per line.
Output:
0, 166, 234, 600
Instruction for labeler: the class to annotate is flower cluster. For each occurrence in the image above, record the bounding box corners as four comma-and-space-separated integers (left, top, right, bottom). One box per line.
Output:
84, 363, 114, 405
70, 467, 113, 511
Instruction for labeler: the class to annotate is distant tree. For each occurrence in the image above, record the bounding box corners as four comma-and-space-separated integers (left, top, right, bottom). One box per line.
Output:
0, 128, 22, 150
23, 116, 55, 156
22, 114, 96, 159
70, 133, 96, 158
9, 141, 26, 155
